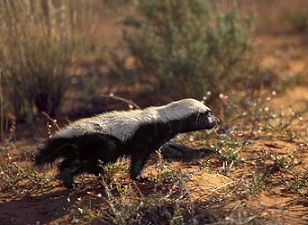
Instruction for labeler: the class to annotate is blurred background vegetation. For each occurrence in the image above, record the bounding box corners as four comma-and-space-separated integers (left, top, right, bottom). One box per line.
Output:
0, 0, 99, 122
116, 0, 254, 100
0, 0, 307, 128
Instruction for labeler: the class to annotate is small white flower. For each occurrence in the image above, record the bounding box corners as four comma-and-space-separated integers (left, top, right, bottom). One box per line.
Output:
78, 208, 83, 214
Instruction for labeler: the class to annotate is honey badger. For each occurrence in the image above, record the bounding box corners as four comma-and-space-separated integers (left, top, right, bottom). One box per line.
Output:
35, 98, 219, 189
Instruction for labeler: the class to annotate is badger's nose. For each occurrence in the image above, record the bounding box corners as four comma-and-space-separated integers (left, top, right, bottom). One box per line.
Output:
215, 116, 220, 124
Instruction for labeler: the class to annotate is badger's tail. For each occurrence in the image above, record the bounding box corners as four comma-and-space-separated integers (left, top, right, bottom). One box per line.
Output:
34, 137, 78, 166
160, 143, 215, 162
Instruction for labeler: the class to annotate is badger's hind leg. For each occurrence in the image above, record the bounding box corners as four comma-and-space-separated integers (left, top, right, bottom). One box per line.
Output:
57, 134, 123, 189
78, 134, 123, 176
82, 159, 105, 176
59, 158, 82, 189
59, 158, 105, 189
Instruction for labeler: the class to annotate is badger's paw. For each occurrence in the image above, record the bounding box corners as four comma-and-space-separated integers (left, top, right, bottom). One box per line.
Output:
60, 170, 76, 189
132, 176, 156, 185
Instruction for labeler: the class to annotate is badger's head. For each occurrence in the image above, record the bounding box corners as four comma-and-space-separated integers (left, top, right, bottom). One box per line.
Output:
158, 98, 219, 133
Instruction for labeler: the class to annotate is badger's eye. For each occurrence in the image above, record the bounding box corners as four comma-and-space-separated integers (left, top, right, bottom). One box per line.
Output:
207, 111, 212, 117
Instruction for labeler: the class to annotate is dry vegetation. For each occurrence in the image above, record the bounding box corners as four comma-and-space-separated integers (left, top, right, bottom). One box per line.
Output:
0, 0, 308, 224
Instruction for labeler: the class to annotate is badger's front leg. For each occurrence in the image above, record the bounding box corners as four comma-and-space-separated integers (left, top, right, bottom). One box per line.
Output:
129, 150, 151, 182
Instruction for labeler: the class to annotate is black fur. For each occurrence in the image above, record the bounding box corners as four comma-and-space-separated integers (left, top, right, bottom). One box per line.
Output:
35, 134, 123, 188
35, 102, 219, 189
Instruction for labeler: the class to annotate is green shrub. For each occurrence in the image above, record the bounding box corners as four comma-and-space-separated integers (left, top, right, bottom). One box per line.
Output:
118, 0, 254, 100
0, 1, 93, 121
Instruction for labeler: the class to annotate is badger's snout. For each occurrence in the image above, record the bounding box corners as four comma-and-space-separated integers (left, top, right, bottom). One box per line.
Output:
213, 115, 220, 124
207, 112, 219, 127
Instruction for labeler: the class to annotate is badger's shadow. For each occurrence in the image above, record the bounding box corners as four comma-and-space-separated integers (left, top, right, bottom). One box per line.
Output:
160, 143, 216, 162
